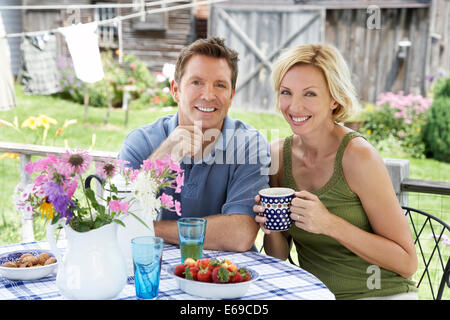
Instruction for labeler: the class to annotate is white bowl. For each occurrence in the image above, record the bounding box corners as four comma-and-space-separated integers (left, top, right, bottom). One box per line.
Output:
167, 264, 259, 299
0, 249, 58, 281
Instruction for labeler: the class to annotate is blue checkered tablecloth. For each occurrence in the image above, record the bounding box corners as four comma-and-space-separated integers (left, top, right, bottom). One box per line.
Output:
0, 240, 335, 300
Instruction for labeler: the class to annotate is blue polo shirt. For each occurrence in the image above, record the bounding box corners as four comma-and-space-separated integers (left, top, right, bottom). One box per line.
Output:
118, 113, 270, 221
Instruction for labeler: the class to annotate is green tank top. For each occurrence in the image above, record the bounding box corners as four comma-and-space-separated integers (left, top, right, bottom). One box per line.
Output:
283, 132, 417, 299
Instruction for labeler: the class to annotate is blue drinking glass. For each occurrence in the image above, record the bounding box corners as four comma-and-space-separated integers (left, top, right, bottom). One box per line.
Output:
177, 218, 206, 263
131, 236, 164, 300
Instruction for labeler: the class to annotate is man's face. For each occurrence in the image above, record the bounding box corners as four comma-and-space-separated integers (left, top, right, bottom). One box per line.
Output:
171, 54, 235, 131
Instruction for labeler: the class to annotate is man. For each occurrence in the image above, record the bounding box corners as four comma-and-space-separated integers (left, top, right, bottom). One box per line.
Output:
119, 37, 270, 252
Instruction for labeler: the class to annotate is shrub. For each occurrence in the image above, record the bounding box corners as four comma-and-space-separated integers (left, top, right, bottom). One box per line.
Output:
431, 75, 450, 98
359, 91, 432, 158
422, 96, 450, 162
56, 51, 159, 108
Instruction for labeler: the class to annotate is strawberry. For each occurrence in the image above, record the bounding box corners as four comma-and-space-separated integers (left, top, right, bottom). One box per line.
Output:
197, 265, 212, 282
238, 267, 251, 282
212, 266, 232, 283
174, 264, 186, 278
184, 258, 197, 268
230, 270, 242, 283
197, 258, 211, 269
209, 258, 223, 271
227, 263, 238, 273
184, 265, 199, 281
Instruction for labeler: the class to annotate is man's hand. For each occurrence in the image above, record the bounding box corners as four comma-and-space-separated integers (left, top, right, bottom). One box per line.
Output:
150, 126, 204, 162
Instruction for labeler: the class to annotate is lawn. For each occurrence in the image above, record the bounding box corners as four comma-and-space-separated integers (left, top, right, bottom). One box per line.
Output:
0, 85, 449, 300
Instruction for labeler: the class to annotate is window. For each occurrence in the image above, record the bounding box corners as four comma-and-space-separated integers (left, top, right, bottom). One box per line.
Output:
94, 2, 118, 48
131, 0, 167, 31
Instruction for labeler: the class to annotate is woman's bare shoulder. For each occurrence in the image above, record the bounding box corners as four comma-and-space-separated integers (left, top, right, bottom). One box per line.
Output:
269, 138, 287, 187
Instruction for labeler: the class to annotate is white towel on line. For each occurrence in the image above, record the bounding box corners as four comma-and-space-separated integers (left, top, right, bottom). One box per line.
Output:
58, 22, 104, 83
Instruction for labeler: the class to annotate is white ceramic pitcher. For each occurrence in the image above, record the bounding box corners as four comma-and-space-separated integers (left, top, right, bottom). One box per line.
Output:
110, 174, 155, 277
89, 174, 155, 277
46, 221, 128, 300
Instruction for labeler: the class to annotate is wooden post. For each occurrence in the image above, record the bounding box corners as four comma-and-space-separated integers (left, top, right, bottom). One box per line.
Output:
19, 154, 34, 243
122, 85, 136, 127
104, 96, 112, 125
118, 20, 123, 64
384, 158, 409, 206
84, 86, 89, 123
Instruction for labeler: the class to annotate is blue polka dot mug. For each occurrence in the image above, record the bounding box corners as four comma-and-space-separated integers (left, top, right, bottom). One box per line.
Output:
258, 187, 295, 231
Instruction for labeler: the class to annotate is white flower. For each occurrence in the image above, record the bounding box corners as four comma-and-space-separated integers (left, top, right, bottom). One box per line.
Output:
133, 171, 161, 220
162, 63, 175, 82
14, 183, 44, 220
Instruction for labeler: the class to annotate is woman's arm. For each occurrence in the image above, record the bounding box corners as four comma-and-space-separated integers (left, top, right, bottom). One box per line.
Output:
339, 138, 417, 278
290, 138, 417, 278
255, 139, 292, 261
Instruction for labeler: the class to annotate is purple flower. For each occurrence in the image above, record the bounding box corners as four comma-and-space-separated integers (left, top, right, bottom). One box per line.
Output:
43, 181, 73, 222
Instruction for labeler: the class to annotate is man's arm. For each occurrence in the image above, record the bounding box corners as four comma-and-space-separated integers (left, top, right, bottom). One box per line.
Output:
154, 213, 259, 252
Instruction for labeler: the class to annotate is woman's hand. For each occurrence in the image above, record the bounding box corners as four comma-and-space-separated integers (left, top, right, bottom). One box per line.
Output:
253, 194, 291, 260
253, 194, 273, 235
290, 190, 335, 235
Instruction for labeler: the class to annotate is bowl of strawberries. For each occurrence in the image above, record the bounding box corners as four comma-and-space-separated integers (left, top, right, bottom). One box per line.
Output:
168, 257, 259, 299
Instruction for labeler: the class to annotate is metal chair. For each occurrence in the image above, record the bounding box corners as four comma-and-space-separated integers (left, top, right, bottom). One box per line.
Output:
260, 206, 450, 299
402, 206, 450, 300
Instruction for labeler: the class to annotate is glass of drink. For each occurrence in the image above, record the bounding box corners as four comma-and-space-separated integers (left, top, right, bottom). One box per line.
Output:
177, 218, 207, 263
131, 236, 164, 300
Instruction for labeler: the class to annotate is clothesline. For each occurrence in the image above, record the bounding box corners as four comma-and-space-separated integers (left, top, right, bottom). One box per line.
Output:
0, 0, 188, 10
1, 0, 226, 39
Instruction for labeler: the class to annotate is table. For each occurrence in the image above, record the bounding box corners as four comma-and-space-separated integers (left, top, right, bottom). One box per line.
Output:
0, 240, 335, 300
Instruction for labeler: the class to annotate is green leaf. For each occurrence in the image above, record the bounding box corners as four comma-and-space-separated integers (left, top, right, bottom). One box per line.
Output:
109, 184, 118, 194
113, 219, 125, 227
128, 212, 151, 230
85, 188, 98, 205
185, 266, 193, 280
51, 213, 61, 225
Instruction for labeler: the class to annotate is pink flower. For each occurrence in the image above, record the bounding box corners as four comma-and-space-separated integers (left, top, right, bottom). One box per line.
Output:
174, 173, 184, 193
109, 200, 129, 214
174, 200, 181, 216
61, 149, 92, 176
123, 167, 139, 182
160, 193, 174, 208
96, 158, 129, 179
142, 159, 156, 171
65, 179, 78, 198
130, 63, 136, 70
169, 161, 182, 173
129, 77, 135, 84
25, 161, 35, 175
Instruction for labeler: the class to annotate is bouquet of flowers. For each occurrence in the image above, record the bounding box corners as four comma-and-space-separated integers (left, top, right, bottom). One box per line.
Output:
15, 149, 184, 232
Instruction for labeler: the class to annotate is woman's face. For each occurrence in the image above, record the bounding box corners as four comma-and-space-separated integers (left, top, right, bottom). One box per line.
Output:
278, 64, 338, 136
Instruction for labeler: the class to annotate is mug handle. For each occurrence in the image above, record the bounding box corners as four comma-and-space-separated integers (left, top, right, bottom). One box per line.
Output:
84, 174, 104, 190
46, 220, 65, 262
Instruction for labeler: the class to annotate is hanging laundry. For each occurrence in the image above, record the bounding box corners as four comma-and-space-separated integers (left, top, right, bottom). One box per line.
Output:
0, 15, 16, 110
20, 32, 60, 95
58, 22, 104, 83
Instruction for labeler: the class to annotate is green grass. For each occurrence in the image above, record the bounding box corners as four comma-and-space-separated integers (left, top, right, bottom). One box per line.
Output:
1, 85, 449, 299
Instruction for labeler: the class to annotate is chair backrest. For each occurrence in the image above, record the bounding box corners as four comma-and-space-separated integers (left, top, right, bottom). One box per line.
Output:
402, 206, 450, 300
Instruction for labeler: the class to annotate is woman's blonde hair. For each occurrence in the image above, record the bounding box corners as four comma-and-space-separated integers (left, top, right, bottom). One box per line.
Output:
271, 43, 359, 123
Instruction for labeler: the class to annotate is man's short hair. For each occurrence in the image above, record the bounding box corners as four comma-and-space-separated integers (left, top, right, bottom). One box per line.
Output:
174, 37, 239, 90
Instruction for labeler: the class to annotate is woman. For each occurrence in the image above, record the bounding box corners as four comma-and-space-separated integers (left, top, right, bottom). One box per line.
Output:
254, 43, 418, 300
